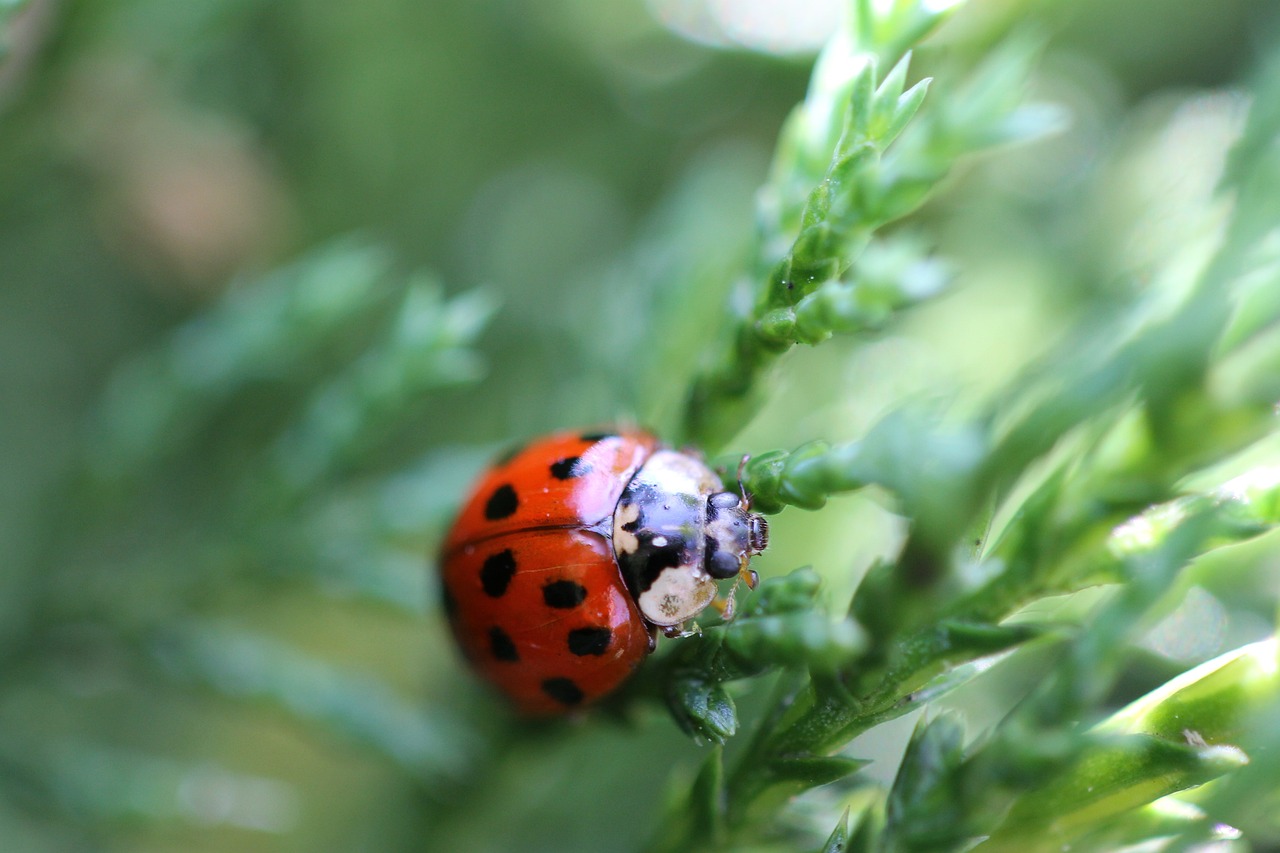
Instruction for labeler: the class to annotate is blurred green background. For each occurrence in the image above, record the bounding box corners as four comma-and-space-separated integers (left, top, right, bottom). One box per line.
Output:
1, 0, 1278, 850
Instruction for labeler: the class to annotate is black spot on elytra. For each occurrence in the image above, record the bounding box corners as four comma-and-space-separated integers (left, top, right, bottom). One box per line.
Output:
488, 626, 519, 662
567, 626, 612, 656
542, 677, 584, 706
484, 484, 518, 520
480, 549, 517, 597
550, 456, 590, 480
579, 431, 615, 443
543, 580, 587, 609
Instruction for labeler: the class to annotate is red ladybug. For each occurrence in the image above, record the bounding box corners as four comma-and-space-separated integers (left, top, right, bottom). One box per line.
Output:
439, 428, 768, 714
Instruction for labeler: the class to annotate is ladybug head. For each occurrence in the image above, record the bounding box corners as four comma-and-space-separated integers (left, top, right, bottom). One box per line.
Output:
704, 491, 769, 580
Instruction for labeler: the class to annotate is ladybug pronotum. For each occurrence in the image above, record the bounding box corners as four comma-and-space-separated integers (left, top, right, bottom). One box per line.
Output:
438, 428, 768, 714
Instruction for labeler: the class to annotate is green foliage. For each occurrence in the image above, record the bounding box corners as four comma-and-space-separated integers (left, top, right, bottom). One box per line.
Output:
647, 9, 1280, 841
3, 0, 1280, 851
683, 4, 1059, 448
0, 1, 27, 71
659, 568, 867, 745
818, 808, 853, 853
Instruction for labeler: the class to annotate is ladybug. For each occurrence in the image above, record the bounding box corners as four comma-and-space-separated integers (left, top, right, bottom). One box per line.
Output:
439, 428, 768, 714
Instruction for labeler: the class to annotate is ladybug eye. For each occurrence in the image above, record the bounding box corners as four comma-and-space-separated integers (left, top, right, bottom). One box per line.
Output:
709, 491, 741, 510
706, 549, 740, 579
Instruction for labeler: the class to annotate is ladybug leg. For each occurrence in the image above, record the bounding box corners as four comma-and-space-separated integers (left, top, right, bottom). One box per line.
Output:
710, 585, 737, 621
661, 622, 702, 639
646, 623, 659, 653
709, 567, 757, 623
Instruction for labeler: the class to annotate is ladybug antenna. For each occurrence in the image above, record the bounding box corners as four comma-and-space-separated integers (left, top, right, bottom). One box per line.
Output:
735, 454, 752, 507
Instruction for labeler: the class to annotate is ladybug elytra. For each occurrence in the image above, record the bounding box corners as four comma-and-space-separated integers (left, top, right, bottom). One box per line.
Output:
439, 429, 768, 714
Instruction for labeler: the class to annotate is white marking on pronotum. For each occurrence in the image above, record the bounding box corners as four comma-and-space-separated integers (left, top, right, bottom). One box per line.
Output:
637, 566, 716, 627
613, 502, 641, 554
